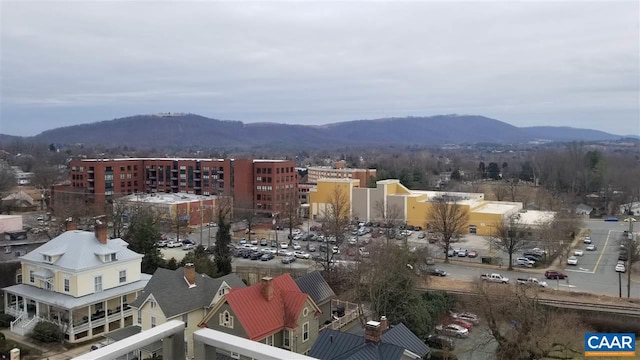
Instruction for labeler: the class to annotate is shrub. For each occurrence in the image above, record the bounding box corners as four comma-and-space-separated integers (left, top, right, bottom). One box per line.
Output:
0, 314, 16, 328
31, 321, 63, 343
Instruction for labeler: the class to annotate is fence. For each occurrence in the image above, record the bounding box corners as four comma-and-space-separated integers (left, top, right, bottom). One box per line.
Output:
233, 265, 316, 285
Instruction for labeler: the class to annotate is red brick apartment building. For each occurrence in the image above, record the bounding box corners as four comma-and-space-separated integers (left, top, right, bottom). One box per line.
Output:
56, 158, 297, 215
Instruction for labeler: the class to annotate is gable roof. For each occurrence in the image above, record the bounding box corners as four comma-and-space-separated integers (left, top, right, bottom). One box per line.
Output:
382, 323, 430, 358
20, 230, 142, 271
309, 329, 406, 360
201, 273, 321, 341
311, 323, 430, 360
130, 267, 245, 319
295, 271, 336, 305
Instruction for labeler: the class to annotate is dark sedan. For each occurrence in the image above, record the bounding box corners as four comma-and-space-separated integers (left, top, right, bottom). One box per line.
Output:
260, 253, 274, 261
429, 268, 447, 277
544, 270, 568, 279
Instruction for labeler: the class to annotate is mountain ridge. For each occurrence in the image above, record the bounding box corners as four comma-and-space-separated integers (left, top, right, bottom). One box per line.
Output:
0, 113, 630, 149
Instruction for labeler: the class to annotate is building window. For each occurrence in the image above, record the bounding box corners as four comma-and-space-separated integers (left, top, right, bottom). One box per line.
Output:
303, 307, 309, 317
64, 278, 70, 292
182, 313, 188, 328
265, 334, 274, 346
29, 270, 34, 283
94, 276, 103, 293
119, 270, 126, 283
283, 329, 291, 348
43, 255, 52, 262
16, 274, 22, 284
219, 310, 234, 328
149, 299, 157, 308
230, 352, 240, 359
137, 310, 142, 325
151, 316, 156, 328
218, 288, 225, 296
303, 322, 309, 342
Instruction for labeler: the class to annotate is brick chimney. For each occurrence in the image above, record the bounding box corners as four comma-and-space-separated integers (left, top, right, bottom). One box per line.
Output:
380, 315, 388, 331
95, 222, 108, 244
184, 263, 196, 288
65, 218, 77, 231
261, 276, 274, 302
364, 320, 382, 343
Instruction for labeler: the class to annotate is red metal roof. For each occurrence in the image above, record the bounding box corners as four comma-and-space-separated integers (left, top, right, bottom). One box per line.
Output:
225, 273, 310, 341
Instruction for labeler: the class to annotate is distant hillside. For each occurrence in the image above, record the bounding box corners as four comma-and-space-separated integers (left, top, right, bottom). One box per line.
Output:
0, 113, 627, 149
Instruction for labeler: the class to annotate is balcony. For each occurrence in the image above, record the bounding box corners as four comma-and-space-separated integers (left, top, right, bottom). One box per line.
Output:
87, 179, 94, 182
73, 320, 318, 360
148, 176, 156, 180
194, 169, 201, 173
171, 169, 178, 172
87, 170, 94, 174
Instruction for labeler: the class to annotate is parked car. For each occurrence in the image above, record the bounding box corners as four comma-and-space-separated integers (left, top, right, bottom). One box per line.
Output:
332, 246, 340, 254
516, 277, 548, 287
249, 251, 262, 260
294, 251, 310, 259
292, 242, 301, 250
166, 240, 181, 248
429, 268, 447, 277
447, 318, 473, 331
280, 242, 289, 249
271, 240, 278, 248
250, 238, 258, 245
544, 270, 568, 279
261, 253, 274, 261
586, 244, 597, 251
467, 251, 478, 258
604, 217, 619, 222
583, 237, 592, 244
156, 240, 168, 247
574, 249, 584, 256
435, 324, 469, 338
615, 262, 626, 273
281, 255, 296, 264
417, 232, 426, 239
307, 245, 317, 252
480, 273, 509, 284
450, 312, 479, 325
457, 249, 468, 257
239, 238, 247, 244
182, 244, 196, 251
515, 257, 535, 267
260, 238, 268, 246
567, 256, 578, 265
425, 335, 455, 350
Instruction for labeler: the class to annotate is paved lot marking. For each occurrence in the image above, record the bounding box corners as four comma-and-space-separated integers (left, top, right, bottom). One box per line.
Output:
591, 230, 611, 273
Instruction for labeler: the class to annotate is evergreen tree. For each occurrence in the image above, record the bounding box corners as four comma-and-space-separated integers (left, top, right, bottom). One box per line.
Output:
214, 209, 232, 275
181, 245, 218, 277
123, 211, 165, 274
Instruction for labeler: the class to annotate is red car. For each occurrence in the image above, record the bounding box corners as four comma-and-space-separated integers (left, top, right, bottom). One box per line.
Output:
467, 251, 478, 258
544, 270, 568, 279
445, 318, 473, 331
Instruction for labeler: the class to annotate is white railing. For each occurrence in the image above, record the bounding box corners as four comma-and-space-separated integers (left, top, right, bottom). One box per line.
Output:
319, 300, 367, 331
14, 316, 38, 336
9, 313, 24, 332
5, 306, 24, 318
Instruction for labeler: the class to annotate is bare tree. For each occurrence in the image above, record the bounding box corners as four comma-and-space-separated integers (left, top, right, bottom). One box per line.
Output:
0, 166, 15, 196
490, 214, 530, 270
621, 218, 639, 298
374, 200, 403, 244
466, 281, 588, 360
491, 183, 509, 201
280, 196, 301, 244
30, 164, 63, 210
234, 199, 262, 243
316, 186, 351, 281
426, 196, 469, 263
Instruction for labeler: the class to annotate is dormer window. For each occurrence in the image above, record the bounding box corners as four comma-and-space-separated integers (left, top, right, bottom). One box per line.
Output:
43, 255, 53, 263
103, 253, 117, 262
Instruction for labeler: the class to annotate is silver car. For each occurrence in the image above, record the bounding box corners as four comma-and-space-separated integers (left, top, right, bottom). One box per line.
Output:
435, 324, 469, 338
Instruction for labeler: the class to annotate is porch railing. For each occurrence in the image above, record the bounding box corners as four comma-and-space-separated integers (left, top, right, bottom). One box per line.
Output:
9, 313, 24, 332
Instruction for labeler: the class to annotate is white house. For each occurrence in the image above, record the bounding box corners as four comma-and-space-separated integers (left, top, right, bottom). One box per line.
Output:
2, 222, 150, 342
620, 202, 640, 216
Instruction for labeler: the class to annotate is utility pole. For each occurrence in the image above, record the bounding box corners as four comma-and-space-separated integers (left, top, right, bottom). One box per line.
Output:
619, 271, 622, 298
625, 217, 636, 298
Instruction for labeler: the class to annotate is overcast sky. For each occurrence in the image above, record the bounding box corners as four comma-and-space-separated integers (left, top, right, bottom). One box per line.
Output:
1, 0, 638, 137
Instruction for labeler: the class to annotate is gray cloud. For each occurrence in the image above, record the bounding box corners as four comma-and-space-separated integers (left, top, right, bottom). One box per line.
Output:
1, 0, 638, 136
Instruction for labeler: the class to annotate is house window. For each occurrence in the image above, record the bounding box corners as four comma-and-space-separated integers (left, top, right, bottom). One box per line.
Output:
149, 299, 157, 308
137, 310, 142, 325
230, 352, 240, 359
283, 329, 291, 348
94, 276, 103, 293
43, 255, 52, 262
119, 270, 126, 283
218, 288, 225, 296
303, 322, 309, 342
16, 274, 22, 284
151, 316, 156, 328
265, 334, 274, 346
182, 313, 188, 328
64, 278, 70, 292
29, 271, 34, 283
219, 310, 234, 328
111, 253, 117, 261
303, 307, 309, 317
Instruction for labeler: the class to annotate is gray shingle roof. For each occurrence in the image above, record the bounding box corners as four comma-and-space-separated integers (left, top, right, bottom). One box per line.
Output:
20, 230, 142, 272
309, 329, 406, 360
295, 271, 336, 305
382, 323, 430, 358
130, 268, 245, 319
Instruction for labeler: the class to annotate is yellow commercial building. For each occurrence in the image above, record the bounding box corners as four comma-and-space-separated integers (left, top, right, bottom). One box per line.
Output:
309, 179, 536, 236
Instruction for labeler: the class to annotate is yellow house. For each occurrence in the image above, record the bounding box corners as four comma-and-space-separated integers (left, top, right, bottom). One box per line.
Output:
310, 179, 526, 236
124, 265, 246, 359
3, 224, 148, 342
